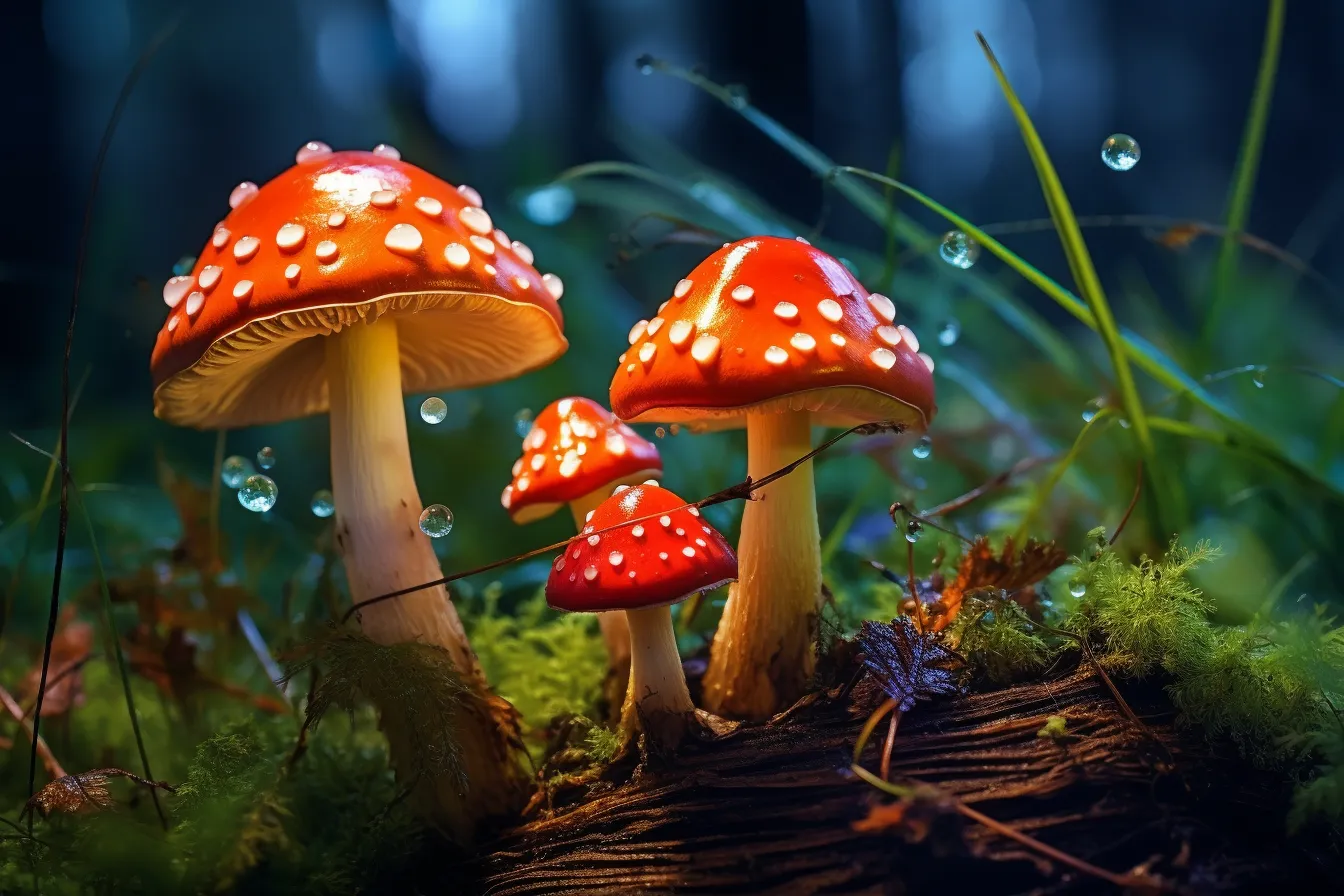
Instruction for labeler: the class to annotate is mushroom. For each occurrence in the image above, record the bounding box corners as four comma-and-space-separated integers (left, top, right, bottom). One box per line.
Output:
502, 397, 662, 703
545, 482, 737, 750
609, 236, 936, 720
150, 144, 568, 838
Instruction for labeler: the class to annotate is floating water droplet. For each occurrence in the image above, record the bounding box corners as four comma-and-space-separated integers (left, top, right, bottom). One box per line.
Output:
938, 231, 980, 269
912, 435, 933, 460
1082, 408, 1097, 423
1252, 367, 1266, 389
419, 504, 454, 538
310, 489, 334, 518
522, 184, 576, 226
635, 54, 654, 75
905, 519, 923, 544
172, 256, 196, 276
221, 455, 254, 489
238, 475, 277, 512
937, 319, 960, 346
256, 447, 276, 470
1069, 579, 1087, 598
1100, 134, 1141, 171
670, 423, 682, 436
514, 408, 534, 438
726, 84, 750, 109
420, 397, 447, 424
655, 426, 667, 439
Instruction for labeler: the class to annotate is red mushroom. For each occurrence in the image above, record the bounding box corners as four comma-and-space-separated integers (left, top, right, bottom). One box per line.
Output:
609, 236, 936, 720
150, 143, 567, 838
502, 397, 662, 696
546, 483, 737, 750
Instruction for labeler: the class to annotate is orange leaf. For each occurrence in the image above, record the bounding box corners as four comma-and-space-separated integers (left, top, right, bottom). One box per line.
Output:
934, 536, 1067, 632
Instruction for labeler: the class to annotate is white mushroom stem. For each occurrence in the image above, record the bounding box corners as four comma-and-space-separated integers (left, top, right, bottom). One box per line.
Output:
703, 409, 820, 721
325, 315, 525, 839
569, 488, 632, 676
621, 604, 694, 737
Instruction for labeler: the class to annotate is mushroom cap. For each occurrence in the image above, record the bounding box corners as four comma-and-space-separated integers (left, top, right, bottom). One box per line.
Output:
545, 483, 737, 613
503, 397, 662, 524
608, 236, 936, 432
151, 147, 568, 429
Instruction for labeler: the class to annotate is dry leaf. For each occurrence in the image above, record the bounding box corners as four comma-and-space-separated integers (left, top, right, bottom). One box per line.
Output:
857, 618, 963, 712
23, 768, 176, 819
21, 607, 94, 718
934, 536, 1068, 632
125, 625, 288, 716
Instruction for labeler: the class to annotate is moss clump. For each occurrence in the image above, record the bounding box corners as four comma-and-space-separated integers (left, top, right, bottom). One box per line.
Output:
950, 594, 1053, 685
1036, 714, 1069, 742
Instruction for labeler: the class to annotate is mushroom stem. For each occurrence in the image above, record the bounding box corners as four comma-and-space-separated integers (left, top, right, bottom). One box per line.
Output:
325, 315, 526, 838
703, 409, 820, 720
622, 604, 694, 745
570, 489, 632, 682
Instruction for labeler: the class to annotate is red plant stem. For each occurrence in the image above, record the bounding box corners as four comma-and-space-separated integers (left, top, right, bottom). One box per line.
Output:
879, 710, 902, 780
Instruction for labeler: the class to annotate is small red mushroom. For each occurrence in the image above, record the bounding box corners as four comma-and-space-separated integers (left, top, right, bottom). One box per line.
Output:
503, 397, 662, 695
546, 483, 737, 750
609, 236, 936, 720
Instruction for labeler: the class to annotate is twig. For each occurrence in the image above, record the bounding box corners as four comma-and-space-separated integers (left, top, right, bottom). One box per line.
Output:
1109, 461, 1144, 545
20, 653, 95, 719
0, 685, 66, 781
887, 502, 974, 547
922, 455, 1056, 518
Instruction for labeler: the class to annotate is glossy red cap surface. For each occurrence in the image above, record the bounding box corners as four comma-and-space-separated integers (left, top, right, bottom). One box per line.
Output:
609, 236, 936, 431
151, 145, 568, 429
545, 483, 737, 613
503, 397, 663, 524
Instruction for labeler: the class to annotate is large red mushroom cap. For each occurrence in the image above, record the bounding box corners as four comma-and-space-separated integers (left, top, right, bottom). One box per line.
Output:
546, 484, 737, 613
608, 236, 935, 431
503, 397, 662, 524
151, 145, 568, 429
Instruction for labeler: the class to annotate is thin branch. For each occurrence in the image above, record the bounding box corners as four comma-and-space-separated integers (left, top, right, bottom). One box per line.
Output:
0, 685, 65, 781
1109, 461, 1145, 545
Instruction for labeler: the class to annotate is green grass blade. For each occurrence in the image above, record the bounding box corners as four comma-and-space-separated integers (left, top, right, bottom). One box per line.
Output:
975, 32, 1173, 531
1206, 0, 1287, 342
1016, 409, 1116, 540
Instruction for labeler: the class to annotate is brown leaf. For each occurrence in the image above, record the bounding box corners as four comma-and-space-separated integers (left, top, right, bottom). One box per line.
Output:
933, 536, 1068, 632
23, 768, 176, 819
1151, 222, 1205, 251
21, 607, 94, 718
157, 455, 223, 577
851, 786, 959, 845
125, 625, 288, 716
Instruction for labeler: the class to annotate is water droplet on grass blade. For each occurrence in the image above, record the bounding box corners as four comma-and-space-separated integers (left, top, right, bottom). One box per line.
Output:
726, 84, 750, 109
912, 436, 932, 459
905, 520, 923, 543
1252, 367, 1266, 389
635, 54, 654, 75
938, 231, 979, 269
310, 489, 334, 518
514, 409, 534, 438
1069, 579, 1087, 598
419, 504, 454, 537
222, 455, 253, 489
937, 319, 960, 346
256, 446, 276, 470
238, 475, 277, 512
1101, 134, 1141, 171
420, 396, 447, 424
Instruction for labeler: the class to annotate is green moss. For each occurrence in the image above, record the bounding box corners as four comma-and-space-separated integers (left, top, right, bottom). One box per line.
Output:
1037, 715, 1069, 742
951, 594, 1054, 685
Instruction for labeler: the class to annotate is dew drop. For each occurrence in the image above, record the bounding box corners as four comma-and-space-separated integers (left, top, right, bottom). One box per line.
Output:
937, 318, 961, 346
1082, 408, 1097, 423
514, 408, 535, 438
726, 83, 750, 109
636, 54, 654, 75
1069, 579, 1087, 598
238, 475, 277, 512
904, 519, 923, 544
421, 396, 447, 424
372, 143, 401, 160
310, 489, 335, 518
229, 181, 258, 209
419, 504, 454, 537
938, 231, 980, 269
912, 435, 932, 460
295, 141, 332, 163
256, 446, 277, 470
655, 426, 667, 439
1100, 134, 1141, 172
221, 455, 254, 489
1252, 367, 1266, 389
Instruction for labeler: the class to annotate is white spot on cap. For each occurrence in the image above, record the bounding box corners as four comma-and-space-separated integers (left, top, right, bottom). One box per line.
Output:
695, 538, 707, 547
765, 345, 789, 365
675, 527, 685, 536
511, 458, 523, 476
613, 484, 630, 495
372, 143, 400, 160
818, 299, 843, 323
587, 534, 600, 546
691, 334, 721, 366
774, 302, 799, 322
163, 276, 193, 308
459, 206, 492, 235
796, 236, 811, 244
626, 364, 636, 373
229, 182, 258, 209
628, 320, 649, 345
646, 317, 664, 336
527, 427, 546, 450
659, 552, 669, 561
560, 451, 581, 478
688, 507, 700, 517
514, 276, 530, 290
659, 515, 672, 527
315, 240, 339, 263
605, 431, 627, 455
233, 236, 260, 262
638, 342, 657, 364
184, 291, 205, 317
444, 243, 470, 269
167, 314, 180, 332
608, 551, 624, 567
554, 557, 564, 570
414, 196, 443, 218
674, 278, 693, 298
530, 453, 545, 472
877, 325, 902, 347
327, 212, 346, 228
516, 475, 531, 492
668, 320, 694, 347
682, 546, 696, 558
831, 333, 846, 347
295, 141, 332, 163
585, 512, 594, 523
731, 284, 755, 303
511, 240, 534, 264
790, 332, 816, 352
276, 223, 306, 251
632, 524, 645, 537
871, 347, 897, 370
197, 265, 222, 292
484, 263, 497, 276
920, 352, 936, 372
470, 235, 496, 255
642, 479, 658, 486
542, 273, 564, 299
868, 293, 896, 322
211, 227, 230, 249
628, 570, 637, 579
457, 184, 483, 207
233, 280, 253, 301
583, 566, 598, 582
385, 224, 423, 254
556, 398, 574, 416
370, 190, 398, 209
658, 301, 669, 314
897, 324, 920, 352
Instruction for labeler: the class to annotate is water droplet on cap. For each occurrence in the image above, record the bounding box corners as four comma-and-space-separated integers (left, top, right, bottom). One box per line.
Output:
295, 141, 332, 163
